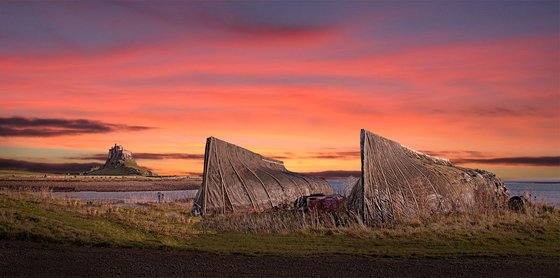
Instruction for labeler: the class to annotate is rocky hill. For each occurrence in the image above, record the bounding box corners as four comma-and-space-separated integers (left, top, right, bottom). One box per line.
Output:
87, 144, 156, 176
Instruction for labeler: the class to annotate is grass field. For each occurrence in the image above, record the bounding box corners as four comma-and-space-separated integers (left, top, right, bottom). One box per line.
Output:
0, 190, 558, 258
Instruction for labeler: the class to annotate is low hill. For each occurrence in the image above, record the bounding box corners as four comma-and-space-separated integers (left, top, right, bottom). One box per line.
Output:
87, 144, 156, 176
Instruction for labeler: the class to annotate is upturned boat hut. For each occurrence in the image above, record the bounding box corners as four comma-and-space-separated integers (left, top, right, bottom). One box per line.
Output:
193, 137, 333, 215
348, 129, 508, 225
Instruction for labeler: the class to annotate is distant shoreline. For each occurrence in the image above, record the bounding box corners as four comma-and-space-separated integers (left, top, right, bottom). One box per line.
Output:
504, 179, 560, 184
0, 175, 201, 192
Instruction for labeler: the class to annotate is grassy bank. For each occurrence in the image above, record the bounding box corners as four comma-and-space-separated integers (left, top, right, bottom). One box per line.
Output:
0, 190, 558, 258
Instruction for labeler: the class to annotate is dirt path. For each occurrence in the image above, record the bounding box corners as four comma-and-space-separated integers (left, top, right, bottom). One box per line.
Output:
0, 240, 558, 277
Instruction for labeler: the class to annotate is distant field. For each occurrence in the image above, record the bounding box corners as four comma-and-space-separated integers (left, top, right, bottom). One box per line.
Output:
0, 170, 57, 176
0, 174, 201, 192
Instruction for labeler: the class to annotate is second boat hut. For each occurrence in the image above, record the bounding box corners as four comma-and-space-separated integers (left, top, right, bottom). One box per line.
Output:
348, 129, 508, 225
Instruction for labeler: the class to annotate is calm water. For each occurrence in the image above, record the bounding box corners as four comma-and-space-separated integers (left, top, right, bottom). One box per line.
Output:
49, 180, 560, 207
327, 179, 560, 206
51, 190, 198, 204
505, 181, 560, 206
328, 179, 355, 196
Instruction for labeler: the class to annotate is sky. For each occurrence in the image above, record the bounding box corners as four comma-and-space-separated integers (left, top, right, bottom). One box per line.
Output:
0, 1, 559, 179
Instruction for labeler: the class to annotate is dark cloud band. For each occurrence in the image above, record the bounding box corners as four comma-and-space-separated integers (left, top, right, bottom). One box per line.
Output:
305, 170, 361, 179
0, 158, 101, 174
73, 153, 205, 161
453, 156, 560, 167
135, 153, 205, 160
0, 116, 152, 137
268, 151, 359, 160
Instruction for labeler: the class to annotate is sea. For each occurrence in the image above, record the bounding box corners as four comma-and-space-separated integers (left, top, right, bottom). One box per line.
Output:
49, 179, 560, 207
51, 190, 198, 205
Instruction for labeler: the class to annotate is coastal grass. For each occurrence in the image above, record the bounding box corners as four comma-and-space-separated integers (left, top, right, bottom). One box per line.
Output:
0, 191, 198, 249
0, 190, 558, 258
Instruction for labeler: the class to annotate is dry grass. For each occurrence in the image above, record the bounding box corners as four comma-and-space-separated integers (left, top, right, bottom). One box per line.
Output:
202, 202, 558, 237
1, 188, 558, 257
0, 189, 199, 248
202, 210, 366, 234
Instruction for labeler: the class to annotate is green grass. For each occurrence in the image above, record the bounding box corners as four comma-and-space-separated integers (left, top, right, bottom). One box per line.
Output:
190, 231, 560, 257
0, 195, 184, 248
0, 191, 559, 258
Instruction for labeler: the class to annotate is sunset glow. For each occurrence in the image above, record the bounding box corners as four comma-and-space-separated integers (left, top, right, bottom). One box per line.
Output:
0, 2, 558, 178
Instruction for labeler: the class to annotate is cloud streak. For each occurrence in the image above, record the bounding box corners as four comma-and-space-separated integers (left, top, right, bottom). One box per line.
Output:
421, 150, 559, 167
135, 153, 205, 160
453, 156, 560, 167
0, 158, 101, 173
305, 170, 361, 179
0, 116, 152, 137
267, 151, 360, 160
72, 152, 205, 161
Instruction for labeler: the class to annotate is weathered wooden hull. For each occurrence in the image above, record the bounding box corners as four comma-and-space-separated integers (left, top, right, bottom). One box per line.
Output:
348, 129, 508, 225
193, 137, 333, 215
